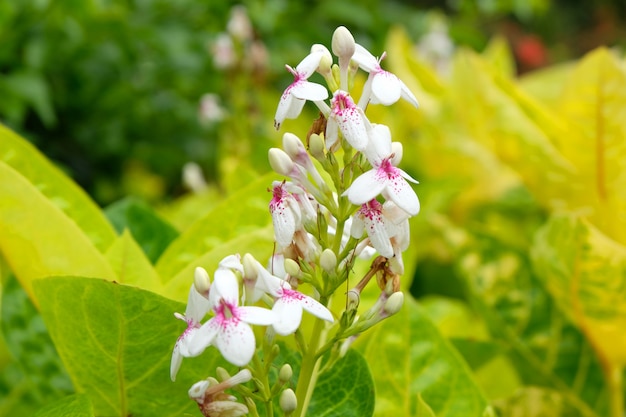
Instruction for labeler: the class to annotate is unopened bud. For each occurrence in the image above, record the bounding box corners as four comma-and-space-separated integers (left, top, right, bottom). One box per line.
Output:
280, 388, 298, 413
194, 267, 211, 295
391, 142, 403, 165
332, 26, 355, 61
242, 253, 258, 281
216, 367, 231, 381
268, 147, 295, 176
284, 258, 301, 278
229, 369, 253, 386
279, 364, 293, 383
383, 291, 404, 316
282, 132, 305, 160
320, 249, 337, 274
308, 133, 326, 159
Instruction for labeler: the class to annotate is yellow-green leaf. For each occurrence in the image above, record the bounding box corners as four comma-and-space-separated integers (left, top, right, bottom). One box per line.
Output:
556, 47, 626, 245
104, 230, 163, 293
532, 214, 626, 367
0, 124, 117, 252
483, 36, 515, 79
0, 161, 116, 304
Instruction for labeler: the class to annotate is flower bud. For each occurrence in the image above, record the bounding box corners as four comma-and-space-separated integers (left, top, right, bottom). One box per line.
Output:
282, 132, 305, 160
320, 249, 337, 274
391, 141, 403, 165
188, 379, 210, 400
194, 267, 211, 295
383, 291, 404, 316
268, 147, 294, 176
308, 133, 326, 159
279, 364, 293, 383
216, 367, 231, 381
284, 258, 301, 278
280, 388, 298, 413
242, 253, 258, 281
312, 43, 333, 76
332, 26, 355, 61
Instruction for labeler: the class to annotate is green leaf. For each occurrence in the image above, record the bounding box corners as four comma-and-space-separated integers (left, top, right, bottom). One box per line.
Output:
0, 275, 73, 416
33, 276, 229, 417
33, 394, 93, 417
0, 124, 117, 252
0, 161, 116, 303
104, 230, 164, 293
556, 48, 626, 245
532, 214, 626, 367
156, 172, 275, 284
105, 196, 179, 264
307, 349, 375, 417
355, 295, 488, 417
416, 393, 437, 417
456, 219, 606, 416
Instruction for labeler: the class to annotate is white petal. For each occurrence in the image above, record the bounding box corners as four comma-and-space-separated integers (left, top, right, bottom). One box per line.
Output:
255, 265, 290, 297
382, 176, 420, 216
337, 107, 369, 151
187, 320, 219, 356
291, 81, 328, 101
350, 212, 365, 239
170, 347, 183, 381
213, 270, 240, 305
371, 72, 402, 105
364, 124, 392, 165
352, 43, 377, 72
271, 299, 303, 335
295, 50, 324, 78
382, 201, 411, 224
274, 92, 305, 129
400, 79, 420, 108
218, 254, 243, 274
271, 200, 297, 247
363, 212, 394, 258
238, 305, 276, 326
298, 293, 334, 322
216, 321, 256, 366
185, 284, 211, 322
325, 117, 340, 150
344, 170, 386, 206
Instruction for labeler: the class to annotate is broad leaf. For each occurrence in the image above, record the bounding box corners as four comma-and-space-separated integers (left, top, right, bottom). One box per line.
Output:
0, 124, 116, 252
0, 275, 73, 416
556, 48, 626, 245
532, 214, 626, 368
34, 276, 230, 417
105, 197, 179, 264
33, 394, 93, 417
104, 230, 163, 293
355, 295, 488, 417
156, 172, 275, 283
308, 349, 375, 417
0, 162, 116, 303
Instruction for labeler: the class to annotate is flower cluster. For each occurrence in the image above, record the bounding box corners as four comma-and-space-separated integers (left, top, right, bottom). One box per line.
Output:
171, 25, 420, 417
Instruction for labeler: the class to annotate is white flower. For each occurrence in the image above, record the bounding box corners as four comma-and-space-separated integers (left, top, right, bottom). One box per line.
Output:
269, 181, 302, 248
190, 268, 276, 366
253, 260, 333, 335
325, 90, 371, 151
352, 44, 419, 108
344, 125, 419, 216
274, 51, 329, 129
171, 284, 211, 381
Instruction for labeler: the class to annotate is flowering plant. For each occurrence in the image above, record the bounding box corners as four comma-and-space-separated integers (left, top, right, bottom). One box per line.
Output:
170, 26, 421, 416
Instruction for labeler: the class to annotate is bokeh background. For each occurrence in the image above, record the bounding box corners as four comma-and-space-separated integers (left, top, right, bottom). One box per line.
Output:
1, 0, 624, 205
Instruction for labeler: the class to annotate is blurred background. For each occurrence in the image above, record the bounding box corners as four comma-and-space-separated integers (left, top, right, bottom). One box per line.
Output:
1, 0, 624, 206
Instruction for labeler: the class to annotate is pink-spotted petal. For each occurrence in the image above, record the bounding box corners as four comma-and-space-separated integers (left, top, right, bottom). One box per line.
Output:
382, 176, 420, 216
371, 72, 402, 105
297, 293, 334, 322
337, 107, 369, 151
344, 170, 386, 206
215, 320, 256, 366
238, 305, 276, 326
271, 200, 297, 247
184, 285, 210, 322
363, 214, 394, 258
290, 81, 328, 101
272, 299, 303, 336
275, 93, 306, 128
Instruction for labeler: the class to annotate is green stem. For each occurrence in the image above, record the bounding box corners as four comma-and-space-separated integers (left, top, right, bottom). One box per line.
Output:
293, 317, 326, 417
